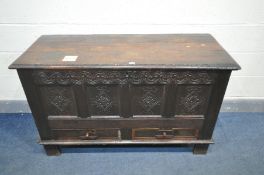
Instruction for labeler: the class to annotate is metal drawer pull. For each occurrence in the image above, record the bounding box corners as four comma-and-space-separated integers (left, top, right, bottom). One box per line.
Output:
80, 130, 98, 140
155, 131, 174, 139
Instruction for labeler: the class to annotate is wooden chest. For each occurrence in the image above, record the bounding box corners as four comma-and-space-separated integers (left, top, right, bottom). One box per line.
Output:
9, 34, 240, 155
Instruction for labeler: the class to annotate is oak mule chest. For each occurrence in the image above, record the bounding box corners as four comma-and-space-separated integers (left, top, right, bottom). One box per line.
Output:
9, 34, 240, 156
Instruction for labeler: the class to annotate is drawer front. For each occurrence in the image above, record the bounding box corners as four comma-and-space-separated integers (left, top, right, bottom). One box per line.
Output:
48, 116, 203, 140
132, 128, 199, 140
52, 128, 121, 140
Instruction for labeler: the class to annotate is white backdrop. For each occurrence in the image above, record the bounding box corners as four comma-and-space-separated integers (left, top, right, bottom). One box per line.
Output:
0, 0, 264, 100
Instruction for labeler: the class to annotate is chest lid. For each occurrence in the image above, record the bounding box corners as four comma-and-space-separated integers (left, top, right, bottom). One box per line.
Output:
9, 34, 240, 70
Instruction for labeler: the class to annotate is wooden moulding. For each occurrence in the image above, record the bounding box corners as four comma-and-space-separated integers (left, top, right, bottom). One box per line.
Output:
39, 139, 214, 145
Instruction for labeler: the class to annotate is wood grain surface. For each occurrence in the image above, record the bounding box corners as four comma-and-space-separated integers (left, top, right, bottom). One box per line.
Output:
9, 34, 240, 70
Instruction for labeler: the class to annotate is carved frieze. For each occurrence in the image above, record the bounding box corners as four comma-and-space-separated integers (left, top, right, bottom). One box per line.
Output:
34, 71, 128, 85
33, 70, 215, 85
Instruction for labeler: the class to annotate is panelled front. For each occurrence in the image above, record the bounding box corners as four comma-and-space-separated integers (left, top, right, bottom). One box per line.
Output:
33, 69, 217, 141
33, 69, 216, 118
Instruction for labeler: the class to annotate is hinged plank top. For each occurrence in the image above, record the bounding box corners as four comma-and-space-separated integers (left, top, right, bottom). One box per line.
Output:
9, 34, 240, 70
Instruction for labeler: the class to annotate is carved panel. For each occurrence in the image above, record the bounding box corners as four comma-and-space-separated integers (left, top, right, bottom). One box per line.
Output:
175, 85, 212, 115
87, 85, 119, 116
40, 87, 77, 115
33, 70, 215, 85
132, 85, 164, 115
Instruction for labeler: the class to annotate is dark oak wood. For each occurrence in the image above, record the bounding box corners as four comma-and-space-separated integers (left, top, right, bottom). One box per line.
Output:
39, 139, 214, 145
44, 145, 61, 156
48, 116, 204, 129
9, 34, 240, 156
193, 144, 210, 154
9, 34, 240, 70
17, 69, 52, 140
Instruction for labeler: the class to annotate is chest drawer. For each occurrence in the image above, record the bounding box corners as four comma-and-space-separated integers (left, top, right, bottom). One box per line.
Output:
132, 128, 199, 140
52, 128, 121, 140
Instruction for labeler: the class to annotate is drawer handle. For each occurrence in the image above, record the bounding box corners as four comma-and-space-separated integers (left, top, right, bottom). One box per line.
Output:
80, 130, 98, 140
155, 131, 174, 139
